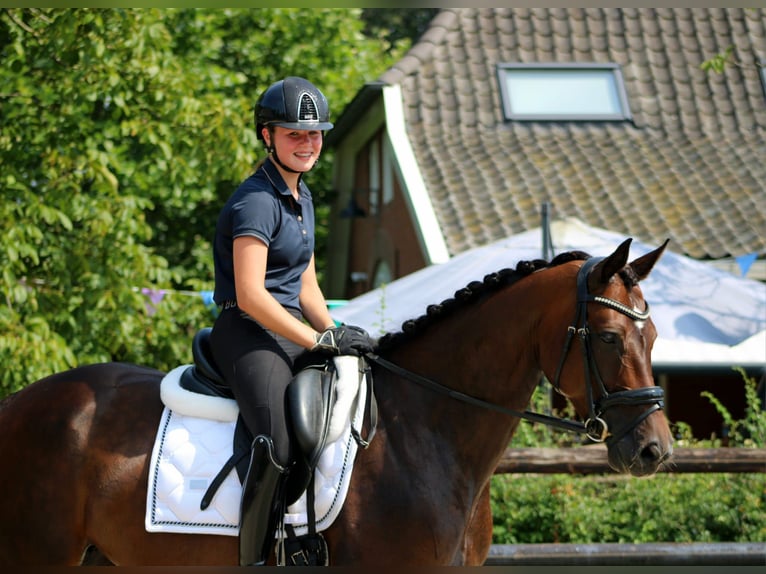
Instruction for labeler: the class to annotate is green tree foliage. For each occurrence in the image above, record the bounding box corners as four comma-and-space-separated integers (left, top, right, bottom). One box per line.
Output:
0, 8, 416, 394
360, 8, 439, 54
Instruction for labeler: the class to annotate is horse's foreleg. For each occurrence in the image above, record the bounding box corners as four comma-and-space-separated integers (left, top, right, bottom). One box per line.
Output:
81, 546, 114, 566
455, 483, 493, 565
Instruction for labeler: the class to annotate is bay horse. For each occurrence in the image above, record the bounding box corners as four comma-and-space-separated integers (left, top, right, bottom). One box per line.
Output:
0, 239, 673, 566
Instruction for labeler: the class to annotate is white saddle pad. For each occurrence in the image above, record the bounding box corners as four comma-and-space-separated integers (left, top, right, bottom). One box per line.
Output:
145, 356, 366, 537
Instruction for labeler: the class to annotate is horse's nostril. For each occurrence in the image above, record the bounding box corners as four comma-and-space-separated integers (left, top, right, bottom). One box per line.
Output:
640, 442, 662, 462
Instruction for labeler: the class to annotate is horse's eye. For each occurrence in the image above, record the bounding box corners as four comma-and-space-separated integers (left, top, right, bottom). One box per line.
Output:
599, 332, 619, 345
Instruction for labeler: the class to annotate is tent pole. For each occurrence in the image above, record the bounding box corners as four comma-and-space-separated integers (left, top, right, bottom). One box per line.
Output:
541, 202, 554, 261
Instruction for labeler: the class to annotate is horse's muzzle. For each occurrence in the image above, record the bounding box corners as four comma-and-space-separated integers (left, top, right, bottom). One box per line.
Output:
607, 410, 673, 476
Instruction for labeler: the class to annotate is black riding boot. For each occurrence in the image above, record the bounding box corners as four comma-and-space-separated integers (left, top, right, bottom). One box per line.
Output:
239, 435, 289, 566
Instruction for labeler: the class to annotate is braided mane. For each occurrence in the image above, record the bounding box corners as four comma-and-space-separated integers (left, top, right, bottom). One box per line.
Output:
376, 250, 591, 352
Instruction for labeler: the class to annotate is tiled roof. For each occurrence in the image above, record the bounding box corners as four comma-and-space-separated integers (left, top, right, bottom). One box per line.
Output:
380, 8, 765, 260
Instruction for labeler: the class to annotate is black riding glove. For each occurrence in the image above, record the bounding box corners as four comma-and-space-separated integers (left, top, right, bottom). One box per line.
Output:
312, 324, 374, 356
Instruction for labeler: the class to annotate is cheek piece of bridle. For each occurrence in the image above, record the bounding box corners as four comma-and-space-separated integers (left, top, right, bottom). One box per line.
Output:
366, 256, 665, 445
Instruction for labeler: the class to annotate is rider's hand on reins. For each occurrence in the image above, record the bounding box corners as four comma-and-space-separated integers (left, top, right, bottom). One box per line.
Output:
312, 325, 374, 356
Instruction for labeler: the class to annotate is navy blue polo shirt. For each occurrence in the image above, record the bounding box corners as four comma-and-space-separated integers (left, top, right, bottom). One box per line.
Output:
213, 158, 315, 311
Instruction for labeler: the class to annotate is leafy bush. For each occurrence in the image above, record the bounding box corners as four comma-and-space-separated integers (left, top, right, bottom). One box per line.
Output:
491, 473, 765, 544
701, 367, 766, 447
490, 375, 766, 544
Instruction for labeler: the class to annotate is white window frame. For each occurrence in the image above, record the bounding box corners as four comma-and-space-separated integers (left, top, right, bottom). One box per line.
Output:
368, 138, 380, 216
382, 132, 394, 206
760, 59, 766, 101
497, 62, 632, 121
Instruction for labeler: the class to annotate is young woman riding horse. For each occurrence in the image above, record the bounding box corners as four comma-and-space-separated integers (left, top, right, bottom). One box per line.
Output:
208, 76, 373, 565
0, 238, 673, 566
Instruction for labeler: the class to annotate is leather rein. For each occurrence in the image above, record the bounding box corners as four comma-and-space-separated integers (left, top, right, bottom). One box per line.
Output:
366, 256, 665, 444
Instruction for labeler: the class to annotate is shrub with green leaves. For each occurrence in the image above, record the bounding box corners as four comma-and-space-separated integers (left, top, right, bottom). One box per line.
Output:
491, 472, 765, 544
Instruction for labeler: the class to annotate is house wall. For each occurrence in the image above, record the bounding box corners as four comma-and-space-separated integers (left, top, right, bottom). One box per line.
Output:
324, 93, 385, 299
344, 129, 427, 298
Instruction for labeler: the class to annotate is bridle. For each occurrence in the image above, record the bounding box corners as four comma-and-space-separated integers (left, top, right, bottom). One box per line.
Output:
366, 256, 665, 444
549, 256, 665, 443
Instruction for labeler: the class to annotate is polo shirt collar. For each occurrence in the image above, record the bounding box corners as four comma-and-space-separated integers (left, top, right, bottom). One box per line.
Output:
262, 157, 307, 199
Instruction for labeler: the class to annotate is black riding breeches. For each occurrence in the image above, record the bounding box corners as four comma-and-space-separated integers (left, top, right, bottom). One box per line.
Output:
209, 307, 304, 467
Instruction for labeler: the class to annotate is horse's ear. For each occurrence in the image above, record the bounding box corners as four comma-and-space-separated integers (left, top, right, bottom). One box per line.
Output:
589, 238, 632, 288
630, 239, 669, 281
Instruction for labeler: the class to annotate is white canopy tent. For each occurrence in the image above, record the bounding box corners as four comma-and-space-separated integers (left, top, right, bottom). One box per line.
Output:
331, 218, 766, 369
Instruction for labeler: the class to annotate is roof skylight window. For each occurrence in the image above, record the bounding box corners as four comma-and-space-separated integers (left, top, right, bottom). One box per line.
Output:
497, 63, 631, 121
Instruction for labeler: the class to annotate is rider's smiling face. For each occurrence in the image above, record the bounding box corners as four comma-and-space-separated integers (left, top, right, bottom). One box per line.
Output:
264, 126, 323, 173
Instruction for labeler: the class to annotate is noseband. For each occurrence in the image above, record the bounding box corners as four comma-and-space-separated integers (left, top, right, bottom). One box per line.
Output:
367, 256, 665, 444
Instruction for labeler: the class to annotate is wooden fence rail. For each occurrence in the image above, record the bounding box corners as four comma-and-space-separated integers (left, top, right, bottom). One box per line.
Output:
485, 542, 766, 566
487, 447, 765, 567
495, 446, 766, 474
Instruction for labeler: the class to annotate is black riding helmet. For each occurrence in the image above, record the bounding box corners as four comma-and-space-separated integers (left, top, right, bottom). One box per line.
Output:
255, 76, 333, 139
254, 77, 333, 173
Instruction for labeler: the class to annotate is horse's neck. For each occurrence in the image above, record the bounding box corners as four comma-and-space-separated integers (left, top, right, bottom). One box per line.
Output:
375, 282, 545, 483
